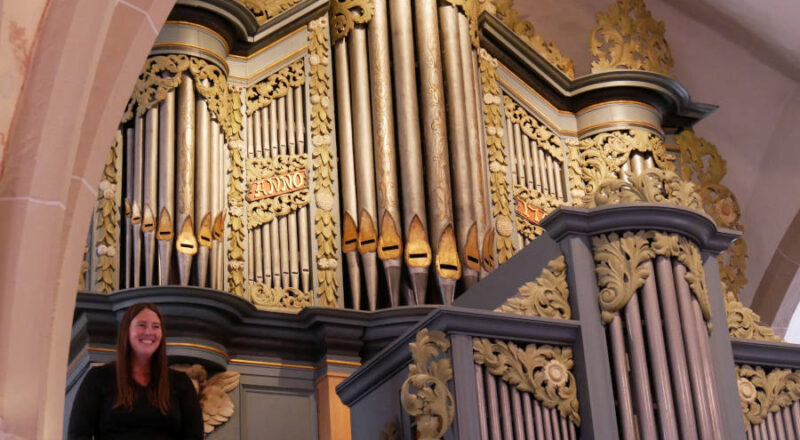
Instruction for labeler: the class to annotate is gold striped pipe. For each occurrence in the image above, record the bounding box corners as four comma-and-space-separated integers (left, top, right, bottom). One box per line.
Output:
287, 89, 300, 289
132, 114, 144, 287
295, 86, 310, 292
439, 3, 477, 289
175, 74, 197, 285
390, 0, 430, 305
142, 106, 159, 286
125, 127, 134, 287
334, 40, 361, 309
459, 12, 487, 273
157, 89, 175, 285
415, 0, 459, 304
195, 96, 213, 288
368, 0, 402, 307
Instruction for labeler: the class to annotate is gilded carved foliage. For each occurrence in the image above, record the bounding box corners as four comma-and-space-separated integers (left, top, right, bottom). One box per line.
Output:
246, 154, 310, 228
572, 129, 674, 202
308, 17, 339, 307
582, 167, 702, 212
94, 131, 121, 293
737, 365, 800, 428
473, 338, 580, 425
330, 0, 374, 43
590, 0, 674, 75
245, 60, 304, 116
248, 283, 313, 310
479, 48, 515, 264
726, 292, 781, 342
401, 329, 455, 440
514, 185, 563, 240
227, 139, 247, 297
496, 255, 570, 319
122, 55, 242, 142
503, 95, 564, 161
592, 231, 711, 324
236, 0, 305, 24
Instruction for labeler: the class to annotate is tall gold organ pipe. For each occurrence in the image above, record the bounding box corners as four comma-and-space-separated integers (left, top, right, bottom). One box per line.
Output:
349, 28, 380, 310
415, 0, 460, 304
438, 3, 478, 289
125, 127, 134, 287
210, 119, 221, 290
157, 90, 175, 285
287, 90, 300, 289
259, 108, 272, 288
458, 12, 487, 270
175, 74, 198, 285
142, 106, 159, 286
132, 115, 144, 287
389, 0, 430, 304
368, 0, 402, 307
278, 97, 290, 288
269, 103, 281, 288
334, 40, 362, 309
196, 97, 213, 288
295, 86, 310, 292
249, 108, 263, 286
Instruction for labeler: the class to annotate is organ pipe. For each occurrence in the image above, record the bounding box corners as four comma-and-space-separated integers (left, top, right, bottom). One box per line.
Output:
157, 90, 175, 285
175, 74, 198, 285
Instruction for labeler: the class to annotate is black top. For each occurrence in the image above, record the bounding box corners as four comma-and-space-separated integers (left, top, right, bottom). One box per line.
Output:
68, 363, 204, 440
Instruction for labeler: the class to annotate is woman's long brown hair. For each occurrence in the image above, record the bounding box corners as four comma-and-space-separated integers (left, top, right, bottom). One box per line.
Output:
113, 302, 170, 414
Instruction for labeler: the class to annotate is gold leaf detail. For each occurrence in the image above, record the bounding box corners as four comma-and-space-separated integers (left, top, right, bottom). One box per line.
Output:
514, 185, 563, 241
401, 329, 455, 440
245, 60, 305, 115
330, 0, 374, 42
479, 48, 515, 264
249, 282, 313, 310
725, 291, 781, 342
737, 365, 800, 428
503, 96, 564, 161
94, 131, 121, 293
227, 139, 247, 297
589, 0, 674, 75
236, 0, 305, 24
592, 231, 653, 324
496, 255, 570, 319
473, 338, 580, 425
309, 17, 339, 307
246, 154, 310, 228
582, 168, 703, 211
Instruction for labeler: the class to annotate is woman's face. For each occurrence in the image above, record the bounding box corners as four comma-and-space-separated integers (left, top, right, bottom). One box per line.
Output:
128, 308, 162, 359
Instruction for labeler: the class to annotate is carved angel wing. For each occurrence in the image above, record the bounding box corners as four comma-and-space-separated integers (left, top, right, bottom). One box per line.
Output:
200, 371, 241, 434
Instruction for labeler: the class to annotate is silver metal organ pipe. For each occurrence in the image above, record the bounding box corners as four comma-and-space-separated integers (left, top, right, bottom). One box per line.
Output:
217, 131, 226, 289
175, 74, 197, 285
195, 96, 212, 287
513, 123, 525, 186
286, 90, 299, 289
142, 106, 159, 286
295, 86, 310, 292
334, 38, 361, 308
539, 149, 550, 194
132, 114, 144, 287
506, 118, 518, 186
269, 102, 281, 289
389, 0, 430, 305
250, 109, 263, 285
246, 113, 256, 283
157, 90, 175, 285
415, 0, 459, 305
348, 27, 380, 310
368, 0, 402, 307
260, 107, 272, 288
523, 136, 534, 189
532, 140, 542, 191
278, 96, 290, 288
210, 119, 221, 290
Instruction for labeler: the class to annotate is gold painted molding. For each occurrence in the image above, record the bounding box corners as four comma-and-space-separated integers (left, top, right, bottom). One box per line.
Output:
589, 0, 674, 75
330, 0, 374, 43
737, 365, 800, 428
308, 17, 339, 307
249, 283, 313, 310
401, 329, 455, 440
94, 132, 121, 293
473, 337, 580, 425
479, 48, 515, 264
237, 0, 305, 25
496, 255, 570, 319
245, 60, 305, 116
593, 231, 711, 325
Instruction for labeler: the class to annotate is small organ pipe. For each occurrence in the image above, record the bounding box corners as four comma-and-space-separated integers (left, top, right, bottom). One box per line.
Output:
142, 106, 159, 286
195, 96, 212, 287
278, 96, 290, 287
259, 108, 272, 287
157, 90, 175, 286
132, 114, 144, 287
534, 398, 546, 440
246, 118, 256, 283
475, 364, 489, 440
287, 89, 299, 288
295, 87, 310, 292
532, 140, 542, 190
484, 368, 501, 440
269, 101, 281, 289
209, 119, 220, 289
610, 313, 636, 440
523, 135, 534, 189
511, 388, 525, 440
125, 127, 134, 287
522, 392, 536, 440
513, 123, 525, 186
624, 293, 658, 439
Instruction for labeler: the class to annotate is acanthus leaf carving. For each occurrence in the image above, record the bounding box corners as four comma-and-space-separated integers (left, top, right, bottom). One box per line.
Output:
245, 60, 305, 116
249, 283, 313, 310
401, 329, 455, 440
592, 231, 654, 324
94, 131, 121, 293
737, 365, 800, 428
330, 0, 374, 43
236, 0, 305, 25
497, 255, 570, 319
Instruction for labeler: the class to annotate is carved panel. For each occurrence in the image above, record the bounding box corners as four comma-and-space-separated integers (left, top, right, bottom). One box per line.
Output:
496, 255, 570, 319
737, 365, 800, 428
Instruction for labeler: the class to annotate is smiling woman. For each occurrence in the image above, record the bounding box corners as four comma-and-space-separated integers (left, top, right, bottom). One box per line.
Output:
67, 303, 203, 440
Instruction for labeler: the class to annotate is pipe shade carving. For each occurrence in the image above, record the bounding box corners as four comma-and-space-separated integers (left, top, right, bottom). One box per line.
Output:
93, 132, 121, 293
496, 255, 570, 319
737, 365, 800, 428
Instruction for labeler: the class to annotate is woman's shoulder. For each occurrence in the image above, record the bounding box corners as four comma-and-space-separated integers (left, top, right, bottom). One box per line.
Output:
87, 362, 115, 380
168, 368, 196, 392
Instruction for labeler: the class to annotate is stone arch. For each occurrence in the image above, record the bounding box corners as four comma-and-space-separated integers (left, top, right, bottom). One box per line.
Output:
0, 0, 174, 437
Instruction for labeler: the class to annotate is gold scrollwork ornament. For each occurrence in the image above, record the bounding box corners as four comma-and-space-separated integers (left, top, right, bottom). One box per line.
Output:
94, 131, 121, 293
401, 329, 455, 440
592, 231, 654, 324
245, 60, 305, 115
249, 283, 313, 310
330, 0, 375, 42
236, 0, 305, 24
737, 365, 800, 428
496, 255, 570, 319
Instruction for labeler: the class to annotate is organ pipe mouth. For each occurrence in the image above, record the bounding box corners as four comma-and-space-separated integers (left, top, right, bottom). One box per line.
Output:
357, 210, 377, 254
142, 205, 156, 232
157, 208, 174, 240
342, 213, 358, 253
436, 225, 462, 280
212, 211, 225, 241
176, 215, 199, 255
198, 213, 213, 247
482, 229, 496, 272
377, 212, 402, 261
465, 223, 481, 272
405, 215, 432, 268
